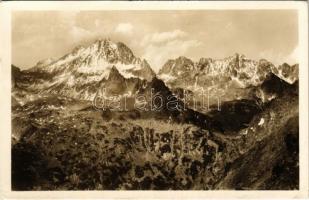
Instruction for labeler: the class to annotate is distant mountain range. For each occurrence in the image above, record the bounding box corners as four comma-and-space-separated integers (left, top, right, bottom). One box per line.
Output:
12, 38, 298, 107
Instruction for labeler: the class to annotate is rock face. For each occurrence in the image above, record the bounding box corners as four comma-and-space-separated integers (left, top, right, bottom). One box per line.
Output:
11, 65, 21, 89
215, 82, 299, 189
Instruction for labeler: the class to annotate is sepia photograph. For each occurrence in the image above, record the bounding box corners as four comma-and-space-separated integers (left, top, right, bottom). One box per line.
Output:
0, 1, 308, 198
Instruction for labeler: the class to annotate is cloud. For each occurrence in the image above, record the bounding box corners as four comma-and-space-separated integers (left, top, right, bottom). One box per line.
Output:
141, 33, 202, 72
115, 23, 134, 35
141, 29, 186, 46
94, 19, 101, 28
70, 25, 94, 42
287, 45, 299, 65
139, 30, 202, 72
225, 22, 235, 31
259, 45, 299, 66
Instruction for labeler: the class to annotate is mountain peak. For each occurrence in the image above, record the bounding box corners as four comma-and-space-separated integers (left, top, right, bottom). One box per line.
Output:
260, 72, 294, 96
276, 63, 298, 84
90, 38, 136, 65
158, 53, 294, 90
158, 56, 194, 76
30, 38, 155, 80
175, 56, 193, 64
108, 66, 125, 81
233, 53, 245, 58
176, 56, 190, 60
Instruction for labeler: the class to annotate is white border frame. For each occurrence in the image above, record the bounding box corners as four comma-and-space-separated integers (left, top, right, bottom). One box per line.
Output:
0, 1, 308, 199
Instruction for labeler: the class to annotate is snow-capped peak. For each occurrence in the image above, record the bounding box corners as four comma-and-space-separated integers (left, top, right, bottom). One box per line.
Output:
30, 38, 155, 81
22, 39, 156, 100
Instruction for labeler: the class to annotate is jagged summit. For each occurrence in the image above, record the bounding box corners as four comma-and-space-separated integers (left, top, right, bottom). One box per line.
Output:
158, 56, 194, 76
107, 66, 125, 81
14, 39, 155, 101
158, 53, 298, 91
30, 38, 155, 81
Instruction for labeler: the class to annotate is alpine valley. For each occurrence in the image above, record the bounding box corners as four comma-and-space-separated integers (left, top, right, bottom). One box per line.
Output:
12, 39, 299, 190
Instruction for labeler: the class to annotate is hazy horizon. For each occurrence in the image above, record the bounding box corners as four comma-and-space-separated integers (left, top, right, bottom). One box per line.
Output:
12, 10, 299, 71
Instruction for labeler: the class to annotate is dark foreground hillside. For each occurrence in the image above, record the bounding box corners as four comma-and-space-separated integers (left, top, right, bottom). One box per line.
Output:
11, 81, 298, 190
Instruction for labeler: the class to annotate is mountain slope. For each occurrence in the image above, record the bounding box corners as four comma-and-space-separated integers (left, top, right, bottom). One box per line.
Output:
12, 39, 155, 102
158, 54, 298, 107
11, 65, 299, 190
30, 39, 155, 80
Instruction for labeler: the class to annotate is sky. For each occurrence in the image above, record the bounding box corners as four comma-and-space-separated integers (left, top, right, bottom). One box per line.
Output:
12, 10, 298, 72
